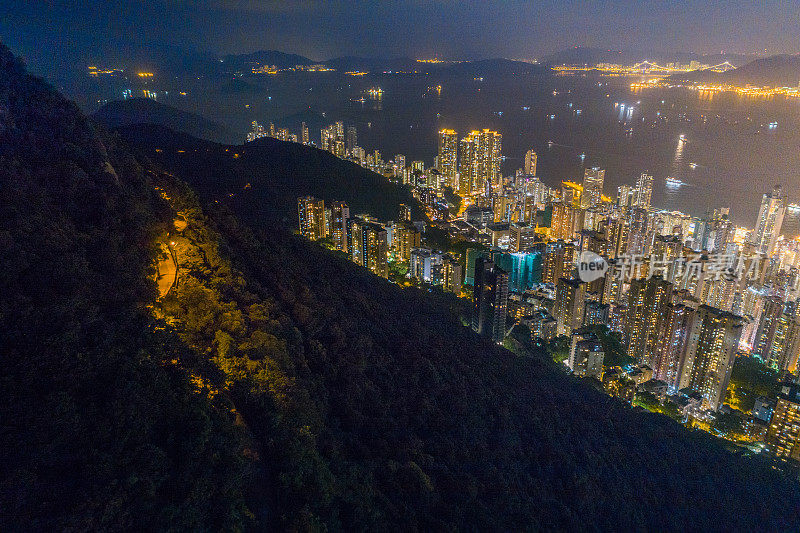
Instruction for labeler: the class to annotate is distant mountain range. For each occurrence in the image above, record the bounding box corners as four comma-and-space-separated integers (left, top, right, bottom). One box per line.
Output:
670, 54, 800, 87
219, 49, 544, 76
541, 47, 630, 66
82, 44, 797, 87
539, 46, 800, 88
222, 47, 800, 81
221, 50, 318, 69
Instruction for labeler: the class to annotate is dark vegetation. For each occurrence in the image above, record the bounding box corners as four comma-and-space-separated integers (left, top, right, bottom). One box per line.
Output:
159, 180, 800, 530
117, 122, 424, 225
589, 325, 634, 368
93, 97, 240, 144
633, 392, 682, 423
0, 45, 250, 530
4, 42, 800, 530
728, 355, 781, 413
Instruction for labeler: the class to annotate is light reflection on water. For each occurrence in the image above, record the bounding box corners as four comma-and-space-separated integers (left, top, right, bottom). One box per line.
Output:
197, 70, 800, 227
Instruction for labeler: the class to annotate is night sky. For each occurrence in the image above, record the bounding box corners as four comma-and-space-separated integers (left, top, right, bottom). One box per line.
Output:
2, 0, 799, 73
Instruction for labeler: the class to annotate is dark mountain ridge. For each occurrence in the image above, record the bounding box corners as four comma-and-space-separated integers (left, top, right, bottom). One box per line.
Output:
0, 43, 251, 530
221, 49, 318, 69
93, 97, 240, 144
671, 54, 800, 87
114, 122, 424, 223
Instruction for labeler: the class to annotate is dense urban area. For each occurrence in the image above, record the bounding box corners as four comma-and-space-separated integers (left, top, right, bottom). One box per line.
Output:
278, 116, 800, 464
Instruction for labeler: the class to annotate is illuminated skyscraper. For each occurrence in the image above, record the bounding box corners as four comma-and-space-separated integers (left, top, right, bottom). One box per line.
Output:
766, 381, 800, 466
247, 120, 267, 142
321, 126, 334, 152
554, 277, 586, 336
602, 216, 629, 259
442, 254, 463, 294
634, 172, 653, 210
346, 125, 357, 155
349, 218, 388, 278
509, 222, 537, 252
583, 300, 610, 327
472, 258, 509, 343
625, 276, 673, 366
438, 129, 458, 188
328, 201, 350, 252
550, 202, 576, 240
321, 122, 346, 158
617, 184, 636, 209
392, 221, 421, 262
457, 137, 476, 196
525, 176, 550, 211
458, 129, 502, 196
524, 149, 537, 176
542, 240, 576, 285
494, 251, 542, 293
298, 196, 326, 240
652, 303, 696, 388
768, 312, 800, 372
753, 298, 800, 371
752, 185, 786, 256
625, 207, 649, 256
491, 195, 511, 223
753, 297, 786, 360
710, 209, 733, 252
681, 305, 743, 411
410, 248, 438, 281
569, 330, 604, 379
394, 155, 406, 177
581, 167, 605, 208
301, 122, 309, 144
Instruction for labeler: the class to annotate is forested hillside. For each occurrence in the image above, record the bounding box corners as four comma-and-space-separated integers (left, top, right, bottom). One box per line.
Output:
4, 41, 800, 531
93, 98, 240, 144
159, 185, 800, 530
0, 45, 251, 530
117, 123, 424, 224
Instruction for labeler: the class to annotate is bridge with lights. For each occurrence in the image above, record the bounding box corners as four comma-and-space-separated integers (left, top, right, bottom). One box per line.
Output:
552, 60, 737, 76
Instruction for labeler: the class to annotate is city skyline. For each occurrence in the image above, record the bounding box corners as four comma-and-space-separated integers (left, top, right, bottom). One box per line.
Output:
292, 111, 800, 426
